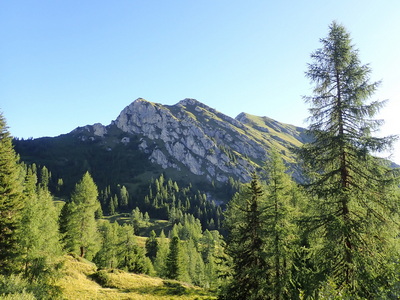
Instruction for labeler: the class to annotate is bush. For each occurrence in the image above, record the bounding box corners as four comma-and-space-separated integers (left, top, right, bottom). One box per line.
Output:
90, 270, 116, 288
0, 274, 37, 300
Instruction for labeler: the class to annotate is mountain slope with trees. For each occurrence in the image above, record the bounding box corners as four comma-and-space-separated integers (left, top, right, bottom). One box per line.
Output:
13, 98, 310, 204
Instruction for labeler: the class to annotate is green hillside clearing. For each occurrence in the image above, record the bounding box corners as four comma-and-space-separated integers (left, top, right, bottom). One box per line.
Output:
57, 254, 216, 299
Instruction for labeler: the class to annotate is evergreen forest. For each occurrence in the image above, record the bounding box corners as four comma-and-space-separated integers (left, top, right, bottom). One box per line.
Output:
1, 22, 400, 299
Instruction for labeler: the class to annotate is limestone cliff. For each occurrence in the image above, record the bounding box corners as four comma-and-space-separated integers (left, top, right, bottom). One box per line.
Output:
106, 98, 307, 183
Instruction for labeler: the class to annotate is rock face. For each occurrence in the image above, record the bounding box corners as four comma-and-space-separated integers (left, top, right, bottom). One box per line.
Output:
72, 123, 108, 140
108, 98, 308, 183
17, 97, 309, 190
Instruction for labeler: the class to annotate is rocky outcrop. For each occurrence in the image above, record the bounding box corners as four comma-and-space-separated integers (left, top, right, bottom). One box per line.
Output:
69, 98, 306, 183
111, 98, 306, 183
112, 99, 248, 182
72, 123, 107, 139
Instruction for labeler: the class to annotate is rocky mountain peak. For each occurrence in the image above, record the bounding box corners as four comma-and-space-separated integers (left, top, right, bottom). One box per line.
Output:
109, 98, 306, 183
235, 112, 249, 123
177, 98, 202, 107
70, 98, 307, 184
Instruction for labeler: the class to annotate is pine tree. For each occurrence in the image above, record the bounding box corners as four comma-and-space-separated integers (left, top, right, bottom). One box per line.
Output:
119, 185, 129, 209
39, 166, 50, 189
201, 230, 217, 288
263, 149, 300, 299
94, 221, 120, 269
61, 172, 100, 259
145, 230, 159, 262
143, 212, 150, 224
222, 174, 270, 300
153, 230, 169, 277
108, 197, 116, 215
20, 169, 62, 282
118, 224, 152, 274
112, 194, 119, 212
185, 238, 205, 286
131, 207, 143, 234
0, 113, 25, 275
165, 235, 184, 280
298, 21, 400, 297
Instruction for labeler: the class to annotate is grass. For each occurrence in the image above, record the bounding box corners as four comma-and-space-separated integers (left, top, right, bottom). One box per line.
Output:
138, 219, 171, 237
57, 254, 216, 300
236, 112, 306, 163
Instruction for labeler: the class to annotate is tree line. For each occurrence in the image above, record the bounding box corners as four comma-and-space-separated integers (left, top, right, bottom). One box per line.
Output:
97, 173, 225, 232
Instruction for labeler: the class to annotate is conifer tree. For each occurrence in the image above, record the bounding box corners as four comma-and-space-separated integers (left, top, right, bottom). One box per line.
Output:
118, 224, 152, 274
95, 202, 103, 219
185, 238, 205, 286
112, 194, 119, 212
131, 207, 143, 233
201, 230, 217, 288
298, 21, 400, 297
119, 185, 129, 208
108, 197, 116, 215
94, 221, 120, 269
39, 166, 50, 189
143, 212, 150, 224
263, 149, 299, 299
20, 170, 62, 282
61, 172, 100, 259
165, 235, 184, 280
145, 230, 159, 262
222, 174, 270, 300
153, 230, 169, 277
0, 113, 25, 275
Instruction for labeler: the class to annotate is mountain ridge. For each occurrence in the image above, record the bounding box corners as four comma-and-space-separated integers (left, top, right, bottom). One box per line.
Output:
13, 98, 310, 202
109, 98, 308, 182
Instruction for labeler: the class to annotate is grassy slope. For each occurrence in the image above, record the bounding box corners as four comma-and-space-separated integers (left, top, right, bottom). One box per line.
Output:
238, 113, 308, 163
58, 254, 216, 300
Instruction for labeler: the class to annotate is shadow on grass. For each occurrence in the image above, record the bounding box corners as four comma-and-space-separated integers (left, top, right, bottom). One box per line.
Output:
90, 269, 216, 299
120, 280, 215, 299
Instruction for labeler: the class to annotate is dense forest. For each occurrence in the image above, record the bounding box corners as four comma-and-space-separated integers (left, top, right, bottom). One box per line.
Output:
1, 22, 400, 299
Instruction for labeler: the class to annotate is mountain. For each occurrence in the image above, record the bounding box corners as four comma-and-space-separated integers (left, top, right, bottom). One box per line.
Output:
13, 98, 309, 202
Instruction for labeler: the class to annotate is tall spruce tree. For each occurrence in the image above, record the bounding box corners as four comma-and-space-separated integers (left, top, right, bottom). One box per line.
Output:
145, 230, 159, 262
222, 174, 270, 300
0, 113, 25, 275
165, 235, 184, 280
298, 21, 400, 297
60, 172, 100, 259
264, 149, 300, 299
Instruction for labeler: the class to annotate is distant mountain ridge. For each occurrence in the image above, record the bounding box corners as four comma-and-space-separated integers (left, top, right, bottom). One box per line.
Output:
80, 98, 308, 181
14, 98, 310, 200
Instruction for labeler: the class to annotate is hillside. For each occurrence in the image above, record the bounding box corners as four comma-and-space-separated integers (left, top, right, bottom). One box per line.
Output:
13, 98, 309, 202
58, 254, 215, 299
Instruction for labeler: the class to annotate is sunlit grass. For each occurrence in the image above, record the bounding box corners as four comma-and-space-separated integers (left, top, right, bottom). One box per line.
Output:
57, 254, 216, 300
57, 254, 102, 299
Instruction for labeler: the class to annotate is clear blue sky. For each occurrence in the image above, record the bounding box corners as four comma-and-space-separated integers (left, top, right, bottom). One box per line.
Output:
1, 1, 399, 163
